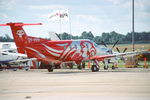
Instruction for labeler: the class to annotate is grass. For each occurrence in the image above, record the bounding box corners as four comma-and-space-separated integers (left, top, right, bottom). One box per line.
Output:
108, 43, 150, 52
71, 60, 150, 69
84, 61, 150, 69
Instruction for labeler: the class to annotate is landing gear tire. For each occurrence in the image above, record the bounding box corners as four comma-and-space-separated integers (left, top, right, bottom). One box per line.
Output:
48, 67, 53, 72
0, 64, 3, 71
13, 68, 17, 71
91, 65, 99, 72
104, 65, 109, 70
47, 65, 53, 72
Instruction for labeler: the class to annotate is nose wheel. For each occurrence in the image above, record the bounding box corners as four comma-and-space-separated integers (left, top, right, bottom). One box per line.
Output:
104, 65, 109, 70
91, 65, 99, 72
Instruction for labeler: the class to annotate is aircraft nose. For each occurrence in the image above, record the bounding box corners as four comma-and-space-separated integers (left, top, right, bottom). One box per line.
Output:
107, 49, 113, 54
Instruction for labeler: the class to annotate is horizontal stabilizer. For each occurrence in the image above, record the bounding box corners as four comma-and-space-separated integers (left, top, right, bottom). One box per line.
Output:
0, 23, 42, 26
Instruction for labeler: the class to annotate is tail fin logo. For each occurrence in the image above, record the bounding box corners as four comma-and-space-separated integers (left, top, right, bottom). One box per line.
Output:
16, 30, 25, 37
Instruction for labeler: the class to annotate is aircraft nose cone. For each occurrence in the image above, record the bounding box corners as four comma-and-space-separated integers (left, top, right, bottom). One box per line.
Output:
107, 49, 113, 54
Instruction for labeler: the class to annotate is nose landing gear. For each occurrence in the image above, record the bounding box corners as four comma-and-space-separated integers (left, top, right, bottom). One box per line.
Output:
91, 65, 99, 72
91, 60, 100, 72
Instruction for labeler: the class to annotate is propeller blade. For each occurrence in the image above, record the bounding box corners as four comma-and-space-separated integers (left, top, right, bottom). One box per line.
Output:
101, 41, 107, 47
123, 48, 128, 53
111, 40, 119, 49
116, 47, 120, 53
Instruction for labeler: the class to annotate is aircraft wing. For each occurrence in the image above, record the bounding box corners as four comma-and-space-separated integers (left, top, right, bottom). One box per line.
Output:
0, 51, 37, 64
86, 54, 115, 61
0, 51, 27, 57
86, 52, 137, 61
9, 58, 37, 64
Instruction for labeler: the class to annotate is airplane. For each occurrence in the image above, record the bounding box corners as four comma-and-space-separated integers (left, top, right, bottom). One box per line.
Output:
0, 43, 36, 71
0, 22, 134, 72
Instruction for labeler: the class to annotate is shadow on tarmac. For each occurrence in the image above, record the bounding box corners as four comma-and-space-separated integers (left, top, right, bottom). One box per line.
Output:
45, 69, 131, 75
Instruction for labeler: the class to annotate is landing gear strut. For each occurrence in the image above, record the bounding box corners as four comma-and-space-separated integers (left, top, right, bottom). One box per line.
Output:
104, 59, 109, 70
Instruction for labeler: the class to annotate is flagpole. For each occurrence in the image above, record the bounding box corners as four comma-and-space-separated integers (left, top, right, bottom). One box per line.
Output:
68, 9, 72, 40
59, 10, 62, 40
59, 19, 62, 40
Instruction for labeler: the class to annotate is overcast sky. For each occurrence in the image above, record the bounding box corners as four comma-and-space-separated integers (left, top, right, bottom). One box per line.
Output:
0, 0, 150, 38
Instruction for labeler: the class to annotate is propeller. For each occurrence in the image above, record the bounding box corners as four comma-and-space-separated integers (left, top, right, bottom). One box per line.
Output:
116, 47, 120, 53
101, 40, 119, 54
101, 41, 107, 48
111, 40, 119, 49
101, 40, 119, 50
116, 47, 128, 53
123, 48, 128, 53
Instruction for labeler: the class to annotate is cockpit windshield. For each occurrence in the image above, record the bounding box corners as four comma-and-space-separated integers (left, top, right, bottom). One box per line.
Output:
90, 40, 98, 47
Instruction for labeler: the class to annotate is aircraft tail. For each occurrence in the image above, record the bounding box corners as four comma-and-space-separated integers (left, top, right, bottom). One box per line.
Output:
0, 22, 42, 54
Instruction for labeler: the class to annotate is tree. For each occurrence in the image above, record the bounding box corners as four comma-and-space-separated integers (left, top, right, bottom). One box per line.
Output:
101, 32, 110, 43
93, 36, 101, 44
109, 31, 126, 44
80, 31, 94, 40
0, 34, 14, 42
58, 32, 72, 40
1, 31, 150, 43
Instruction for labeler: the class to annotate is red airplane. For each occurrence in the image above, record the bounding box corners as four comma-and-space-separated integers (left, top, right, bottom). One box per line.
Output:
0, 22, 128, 72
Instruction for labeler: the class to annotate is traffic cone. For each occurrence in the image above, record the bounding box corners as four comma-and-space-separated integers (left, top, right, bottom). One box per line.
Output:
88, 62, 91, 68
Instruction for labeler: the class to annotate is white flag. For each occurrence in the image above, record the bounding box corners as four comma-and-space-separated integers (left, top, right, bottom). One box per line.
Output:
59, 9, 69, 21
48, 9, 69, 21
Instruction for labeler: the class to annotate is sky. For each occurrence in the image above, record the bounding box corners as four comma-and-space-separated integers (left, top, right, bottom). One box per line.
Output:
0, 0, 150, 38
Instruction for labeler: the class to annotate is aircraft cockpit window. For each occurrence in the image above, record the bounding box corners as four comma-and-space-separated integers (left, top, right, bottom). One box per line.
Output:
2, 53, 7, 55
101, 48, 108, 51
8, 50, 13, 53
93, 42, 98, 47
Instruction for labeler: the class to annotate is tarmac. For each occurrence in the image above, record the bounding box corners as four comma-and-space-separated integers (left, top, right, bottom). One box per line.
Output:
0, 68, 150, 100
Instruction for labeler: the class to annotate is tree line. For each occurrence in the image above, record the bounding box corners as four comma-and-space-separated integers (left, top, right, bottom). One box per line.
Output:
58, 31, 150, 44
0, 31, 150, 44
0, 34, 14, 42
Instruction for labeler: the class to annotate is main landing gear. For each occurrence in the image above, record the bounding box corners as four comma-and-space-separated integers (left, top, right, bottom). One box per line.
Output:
47, 65, 54, 72
0, 64, 3, 71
